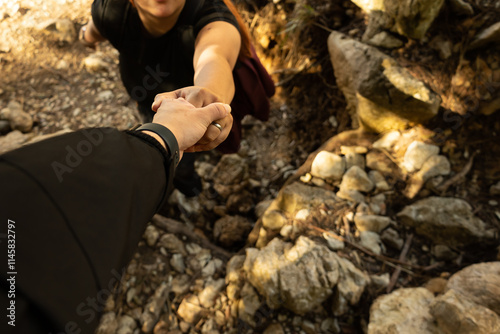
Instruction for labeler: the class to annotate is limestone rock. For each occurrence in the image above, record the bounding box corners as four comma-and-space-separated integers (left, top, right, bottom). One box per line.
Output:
345, 152, 366, 170
262, 210, 288, 230
431, 289, 500, 334
243, 236, 367, 315
0, 101, 33, 133
140, 282, 169, 333
368, 287, 438, 333
0, 130, 31, 154
366, 31, 404, 49
404, 154, 451, 198
397, 197, 495, 247
340, 166, 374, 193
213, 215, 252, 247
359, 231, 382, 255
157, 234, 187, 256
177, 295, 204, 324
311, 151, 345, 180
445, 262, 500, 315
354, 215, 393, 233
402, 141, 440, 172
83, 53, 110, 73
328, 31, 440, 132
37, 18, 77, 44
199, 278, 226, 308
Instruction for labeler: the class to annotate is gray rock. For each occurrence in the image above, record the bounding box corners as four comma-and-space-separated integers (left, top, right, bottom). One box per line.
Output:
328, 32, 440, 132
359, 231, 382, 255
177, 295, 204, 324
0, 101, 33, 133
226, 255, 246, 284
237, 282, 261, 326
368, 287, 438, 334
354, 215, 393, 233
140, 282, 169, 333
0, 130, 31, 155
143, 225, 160, 247
199, 278, 226, 308
405, 154, 451, 198
445, 262, 500, 315
213, 215, 252, 247
38, 18, 77, 44
468, 22, 500, 50
243, 236, 366, 315
372, 131, 401, 150
380, 228, 404, 250
432, 244, 458, 261
368, 170, 390, 192
336, 188, 366, 203
170, 254, 185, 273
262, 210, 288, 230
311, 151, 345, 180
431, 289, 500, 334
340, 166, 374, 193
323, 232, 345, 251
0, 119, 11, 134
402, 141, 440, 172
157, 233, 187, 256
367, 31, 404, 49
397, 196, 495, 247
345, 152, 366, 170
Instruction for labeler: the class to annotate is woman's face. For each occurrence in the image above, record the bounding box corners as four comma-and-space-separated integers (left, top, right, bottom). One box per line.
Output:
132, 0, 186, 19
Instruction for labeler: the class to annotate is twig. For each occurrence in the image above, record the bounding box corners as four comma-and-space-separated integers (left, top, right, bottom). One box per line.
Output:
387, 234, 413, 293
309, 225, 438, 272
436, 152, 476, 194
152, 215, 233, 260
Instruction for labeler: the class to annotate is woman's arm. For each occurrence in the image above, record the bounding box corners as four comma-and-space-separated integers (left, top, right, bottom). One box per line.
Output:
193, 21, 241, 104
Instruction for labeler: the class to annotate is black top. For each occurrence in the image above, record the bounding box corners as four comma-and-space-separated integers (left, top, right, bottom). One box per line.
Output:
0, 128, 171, 333
91, 0, 239, 107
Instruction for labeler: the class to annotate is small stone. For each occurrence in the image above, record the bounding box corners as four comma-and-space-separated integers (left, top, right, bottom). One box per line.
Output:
468, 21, 500, 50
402, 141, 439, 172
1, 101, 33, 133
144, 225, 160, 247
359, 231, 382, 255
380, 228, 404, 250
367, 31, 404, 49
323, 232, 345, 250
370, 273, 390, 291
157, 234, 187, 256
449, 0, 474, 15
0, 119, 11, 135
199, 278, 226, 308
339, 166, 374, 193
372, 131, 401, 150
262, 210, 288, 230
213, 215, 252, 247
0, 130, 30, 155
97, 90, 114, 101
345, 152, 365, 170
311, 151, 345, 180
300, 320, 317, 334
424, 277, 447, 295
202, 260, 216, 277
490, 200, 498, 206
83, 53, 109, 72
354, 215, 393, 233
340, 146, 368, 154
432, 245, 458, 261
336, 189, 365, 203
177, 295, 204, 324
263, 323, 285, 334
170, 254, 185, 273
280, 225, 293, 239
369, 170, 390, 191
295, 209, 310, 220
300, 173, 312, 183
429, 35, 453, 60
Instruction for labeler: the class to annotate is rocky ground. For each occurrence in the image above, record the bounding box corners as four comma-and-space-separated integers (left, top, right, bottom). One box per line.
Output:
1, 0, 500, 333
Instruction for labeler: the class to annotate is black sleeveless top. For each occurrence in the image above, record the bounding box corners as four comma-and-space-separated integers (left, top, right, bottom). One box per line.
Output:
91, 0, 239, 107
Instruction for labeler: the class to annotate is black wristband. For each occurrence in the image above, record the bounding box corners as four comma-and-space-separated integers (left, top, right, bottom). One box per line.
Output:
135, 123, 180, 166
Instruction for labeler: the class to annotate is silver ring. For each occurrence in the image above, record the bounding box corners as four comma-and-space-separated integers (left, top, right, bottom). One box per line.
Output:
211, 122, 222, 131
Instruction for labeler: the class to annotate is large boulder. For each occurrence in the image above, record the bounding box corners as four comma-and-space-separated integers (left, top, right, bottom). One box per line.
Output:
243, 236, 368, 315
328, 32, 440, 132
350, 0, 445, 40
368, 287, 438, 333
396, 196, 496, 247
445, 262, 500, 315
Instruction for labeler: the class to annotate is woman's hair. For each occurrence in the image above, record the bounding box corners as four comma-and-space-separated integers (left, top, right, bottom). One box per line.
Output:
221, 0, 252, 59
129, 0, 252, 59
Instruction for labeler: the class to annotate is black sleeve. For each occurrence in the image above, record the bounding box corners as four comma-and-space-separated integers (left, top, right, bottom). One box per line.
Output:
0, 128, 170, 333
91, 0, 131, 47
193, 0, 239, 36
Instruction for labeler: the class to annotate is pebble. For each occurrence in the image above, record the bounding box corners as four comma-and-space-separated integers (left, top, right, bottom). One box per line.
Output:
339, 166, 374, 193
380, 228, 404, 250
311, 151, 345, 180
402, 141, 439, 172
170, 254, 185, 273
359, 231, 382, 255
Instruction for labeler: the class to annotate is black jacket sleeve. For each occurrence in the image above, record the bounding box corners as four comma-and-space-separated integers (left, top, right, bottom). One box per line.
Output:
0, 128, 171, 333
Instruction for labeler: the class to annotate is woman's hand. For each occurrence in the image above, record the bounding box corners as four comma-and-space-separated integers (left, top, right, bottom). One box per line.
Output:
152, 87, 233, 150
152, 97, 231, 154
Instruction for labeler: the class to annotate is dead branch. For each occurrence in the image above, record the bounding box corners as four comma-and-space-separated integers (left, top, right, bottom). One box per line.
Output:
437, 152, 476, 194
387, 234, 413, 293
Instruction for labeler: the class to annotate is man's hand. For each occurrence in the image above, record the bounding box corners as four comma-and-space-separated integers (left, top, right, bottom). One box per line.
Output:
152, 87, 233, 149
152, 98, 231, 155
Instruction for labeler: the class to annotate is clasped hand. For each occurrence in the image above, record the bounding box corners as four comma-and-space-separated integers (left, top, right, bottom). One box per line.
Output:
152, 86, 233, 151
